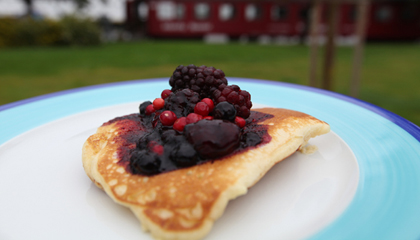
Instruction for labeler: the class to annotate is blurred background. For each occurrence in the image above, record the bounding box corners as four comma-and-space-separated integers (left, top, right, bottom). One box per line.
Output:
0, 0, 419, 126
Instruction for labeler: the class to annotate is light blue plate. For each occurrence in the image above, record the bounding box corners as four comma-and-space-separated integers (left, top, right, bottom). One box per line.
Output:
1, 78, 420, 239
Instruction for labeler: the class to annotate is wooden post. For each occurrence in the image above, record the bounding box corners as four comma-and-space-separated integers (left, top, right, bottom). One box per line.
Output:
321, 1, 339, 91
350, 0, 370, 98
308, 0, 322, 87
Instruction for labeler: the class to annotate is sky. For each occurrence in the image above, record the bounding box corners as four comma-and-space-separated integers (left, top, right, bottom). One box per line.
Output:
0, 0, 126, 22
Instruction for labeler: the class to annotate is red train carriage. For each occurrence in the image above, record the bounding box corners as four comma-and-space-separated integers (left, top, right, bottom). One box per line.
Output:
366, 1, 420, 40
126, 0, 420, 41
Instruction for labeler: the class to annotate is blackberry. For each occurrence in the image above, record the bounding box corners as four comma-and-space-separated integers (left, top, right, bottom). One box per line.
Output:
164, 88, 200, 118
169, 64, 227, 99
212, 85, 252, 119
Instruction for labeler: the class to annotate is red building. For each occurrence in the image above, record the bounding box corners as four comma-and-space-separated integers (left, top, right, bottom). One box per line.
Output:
126, 0, 420, 41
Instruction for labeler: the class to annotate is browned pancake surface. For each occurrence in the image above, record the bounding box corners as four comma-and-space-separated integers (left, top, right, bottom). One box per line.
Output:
82, 108, 330, 240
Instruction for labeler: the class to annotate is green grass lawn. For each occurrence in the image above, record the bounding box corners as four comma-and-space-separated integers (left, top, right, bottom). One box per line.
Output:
0, 41, 419, 126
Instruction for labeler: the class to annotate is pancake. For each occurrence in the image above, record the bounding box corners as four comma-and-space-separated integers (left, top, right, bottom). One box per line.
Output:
82, 107, 330, 240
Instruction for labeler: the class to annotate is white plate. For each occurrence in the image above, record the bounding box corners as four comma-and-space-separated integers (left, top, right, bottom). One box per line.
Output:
1, 78, 419, 239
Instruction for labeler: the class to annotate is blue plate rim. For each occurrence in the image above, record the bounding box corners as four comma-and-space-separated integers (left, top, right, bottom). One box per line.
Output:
1, 78, 420, 240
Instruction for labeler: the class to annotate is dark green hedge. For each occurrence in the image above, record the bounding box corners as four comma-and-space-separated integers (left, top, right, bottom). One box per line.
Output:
0, 16, 101, 47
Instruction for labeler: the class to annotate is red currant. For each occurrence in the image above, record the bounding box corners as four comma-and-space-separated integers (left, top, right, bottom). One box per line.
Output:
153, 98, 165, 110
201, 98, 214, 112
161, 89, 172, 99
235, 116, 246, 128
148, 141, 164, 155
173, 117, 187, 131
203, 116, 214, 120
153, 145, 164, 155
145, 104, 155, 115
159, 110, 177, 126
194, 102, 210, 116
186, 113, 203, 124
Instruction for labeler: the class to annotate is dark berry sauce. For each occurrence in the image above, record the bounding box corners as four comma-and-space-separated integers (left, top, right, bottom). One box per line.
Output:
104, 64, 269, 176
105, 111, 272, 176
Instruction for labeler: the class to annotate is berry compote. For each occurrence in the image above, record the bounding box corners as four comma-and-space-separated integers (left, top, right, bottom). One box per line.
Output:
105, 65, 273, 176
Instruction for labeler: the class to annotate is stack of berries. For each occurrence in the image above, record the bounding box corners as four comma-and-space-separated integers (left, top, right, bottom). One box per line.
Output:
141, 64, 252, 129
130, 65, 258, 175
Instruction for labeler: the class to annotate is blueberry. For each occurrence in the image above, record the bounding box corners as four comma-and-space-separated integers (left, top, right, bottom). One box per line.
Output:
130, 150, 161, 175
214, 85, 252, 119
171, 142, 198, 167
242, 132, 261, 147
147, 131, 160, 141
213, 102, 237, 121
139, 101, 152, 115
161, 129, 177, 143
137, 131, 161, 149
